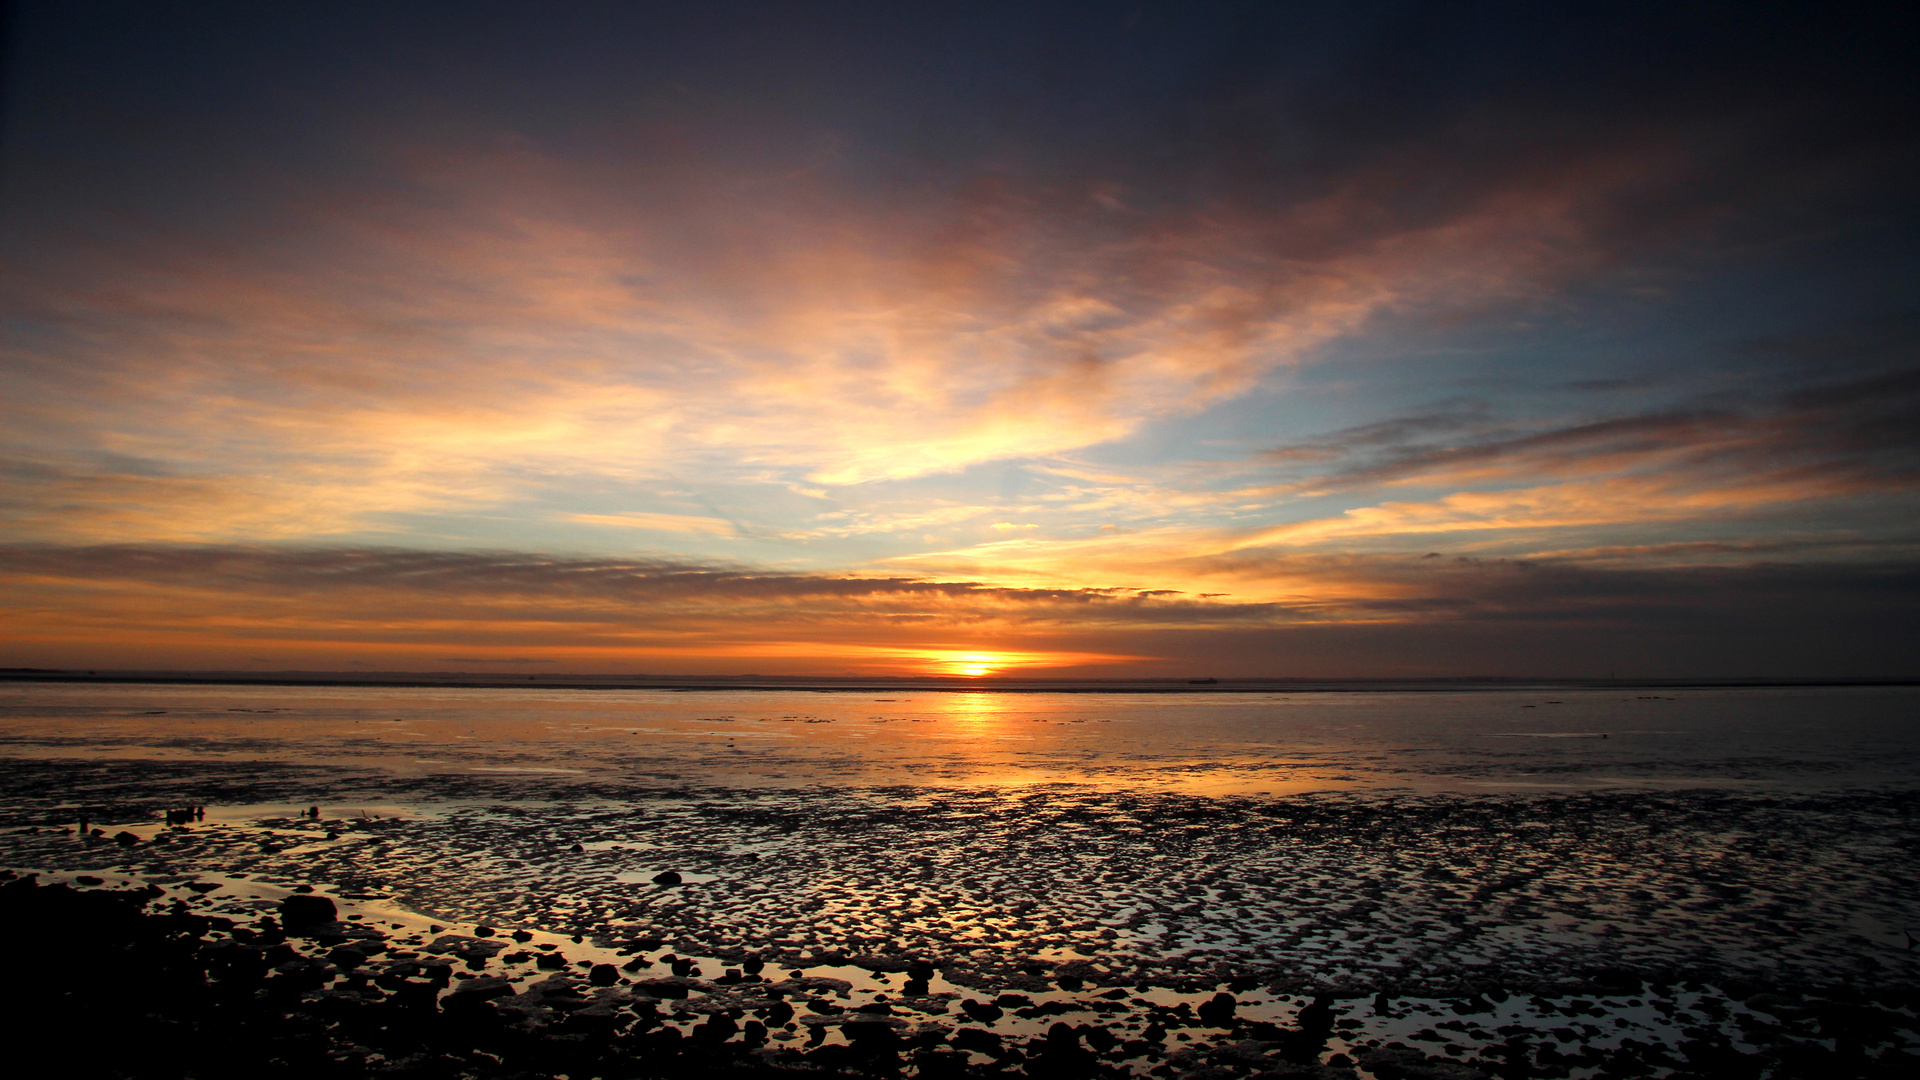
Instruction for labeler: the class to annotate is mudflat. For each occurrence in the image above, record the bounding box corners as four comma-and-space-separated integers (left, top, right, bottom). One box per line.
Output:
2, 683, 1917, 1077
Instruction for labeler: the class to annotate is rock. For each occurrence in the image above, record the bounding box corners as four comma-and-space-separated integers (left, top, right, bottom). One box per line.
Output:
691, 1013, 738, 1043
633, 978, 692, 999
841, 1020, 901, 1046
327, 945, 367, 969
961, 998, 1003, 1023
1358, 1043, 1491, 1080
445, 975, 517, 1006
536, 952, 569, 970
511, 929, 533, 942
1197, 991, 1238, 1026
588, 963, 618, 985
1212, 1040, 1282, 1067
569, 843, 584, 853
652, 870, 682, 885
422, 935, 508, 960
473, 925, 495, 937
113, 832, 140, 846
278, 894, 338, 931
563, 1003, 623, 1032
1252, 1065, 1354, 1079
951, 1027, 1001, 1054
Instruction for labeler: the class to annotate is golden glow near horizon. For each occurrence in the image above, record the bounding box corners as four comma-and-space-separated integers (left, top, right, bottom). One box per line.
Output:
947, 653, 1006, 678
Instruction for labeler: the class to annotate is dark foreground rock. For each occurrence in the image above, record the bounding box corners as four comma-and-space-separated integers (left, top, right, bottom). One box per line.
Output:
2, 873, 1128, 1079
5, 871, 1918, 1080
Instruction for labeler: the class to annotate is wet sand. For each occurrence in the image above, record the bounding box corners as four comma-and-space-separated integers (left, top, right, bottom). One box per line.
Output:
3, 684, 1918, 1076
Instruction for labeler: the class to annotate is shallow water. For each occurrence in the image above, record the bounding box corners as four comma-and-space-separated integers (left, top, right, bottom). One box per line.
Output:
3, 682, 1917, 794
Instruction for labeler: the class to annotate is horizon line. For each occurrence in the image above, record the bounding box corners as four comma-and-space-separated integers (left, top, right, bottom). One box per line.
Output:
4, 669, 1915, 693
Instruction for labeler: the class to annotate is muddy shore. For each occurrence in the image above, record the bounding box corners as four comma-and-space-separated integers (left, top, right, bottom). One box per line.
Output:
4, 755, 1918, 1078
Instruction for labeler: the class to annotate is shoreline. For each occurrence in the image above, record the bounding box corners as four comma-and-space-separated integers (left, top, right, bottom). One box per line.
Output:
7, 671, 1918, 694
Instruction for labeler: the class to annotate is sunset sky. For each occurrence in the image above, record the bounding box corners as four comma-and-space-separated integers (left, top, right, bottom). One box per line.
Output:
2, 2, 1917, 677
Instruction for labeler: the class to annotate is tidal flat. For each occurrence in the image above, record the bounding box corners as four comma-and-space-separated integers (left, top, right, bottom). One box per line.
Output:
2, 682, 1917, 1078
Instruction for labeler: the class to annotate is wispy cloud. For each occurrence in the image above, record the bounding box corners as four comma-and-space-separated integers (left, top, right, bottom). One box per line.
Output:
562, 512, 738, 536
1259, 366, 1920, 499
0, 119, 1662, 544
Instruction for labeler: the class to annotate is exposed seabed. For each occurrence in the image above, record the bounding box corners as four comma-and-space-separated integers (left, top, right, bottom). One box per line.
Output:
5, 752, 1920, 1078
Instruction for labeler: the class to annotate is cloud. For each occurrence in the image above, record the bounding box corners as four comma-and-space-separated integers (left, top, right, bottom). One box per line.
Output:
0, 104, 1679, 544
0, 542, 1914, 676
1199, 364, 1920, 548
1269, 363, 1920, 490
563, 512, 737, 536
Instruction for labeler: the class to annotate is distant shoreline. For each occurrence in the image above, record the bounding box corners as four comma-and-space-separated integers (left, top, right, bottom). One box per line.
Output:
3, 669, 1916, 693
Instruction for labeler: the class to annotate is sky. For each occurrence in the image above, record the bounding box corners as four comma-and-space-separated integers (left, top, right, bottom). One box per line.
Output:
1, 1, 1917, 677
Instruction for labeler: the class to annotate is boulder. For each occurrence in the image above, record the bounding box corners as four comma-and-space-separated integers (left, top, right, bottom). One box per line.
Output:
1197, 991, 1238, 1026
278, 894, 338, 931
691, 1013, 738, 1043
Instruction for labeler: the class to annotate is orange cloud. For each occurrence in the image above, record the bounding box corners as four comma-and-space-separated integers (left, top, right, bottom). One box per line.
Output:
1, 130, 1625, 546
564, 512, 737, 536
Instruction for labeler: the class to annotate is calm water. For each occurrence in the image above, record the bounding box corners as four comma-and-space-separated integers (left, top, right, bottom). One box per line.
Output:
1, 682, 1916, 795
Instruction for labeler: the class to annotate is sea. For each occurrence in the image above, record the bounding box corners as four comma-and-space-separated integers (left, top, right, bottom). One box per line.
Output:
3, 679, 1917, 1073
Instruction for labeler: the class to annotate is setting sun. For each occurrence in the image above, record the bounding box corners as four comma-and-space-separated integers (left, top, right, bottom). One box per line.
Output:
947, 652, 1006, 678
